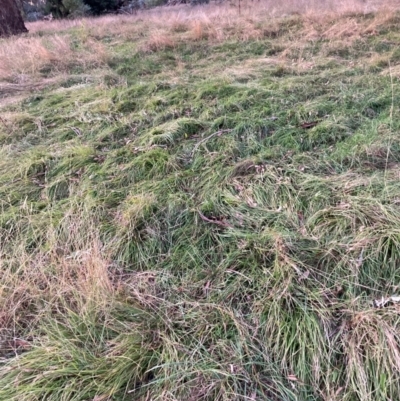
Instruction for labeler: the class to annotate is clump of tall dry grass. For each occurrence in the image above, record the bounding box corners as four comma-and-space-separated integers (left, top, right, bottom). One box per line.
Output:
0, 37, 55, 81
0, 32, 108, 83
0, 211, 115, 354
141, 30, 177, 52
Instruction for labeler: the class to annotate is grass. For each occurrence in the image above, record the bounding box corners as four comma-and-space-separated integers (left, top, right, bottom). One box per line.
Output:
2, 0, 400, 399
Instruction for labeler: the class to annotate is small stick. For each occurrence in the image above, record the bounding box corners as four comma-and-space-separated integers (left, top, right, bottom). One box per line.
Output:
198, 211, 232, 228
191, 129, 232, 158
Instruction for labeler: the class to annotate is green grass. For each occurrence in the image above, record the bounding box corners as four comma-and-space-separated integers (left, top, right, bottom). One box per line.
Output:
2, 8, 400, 401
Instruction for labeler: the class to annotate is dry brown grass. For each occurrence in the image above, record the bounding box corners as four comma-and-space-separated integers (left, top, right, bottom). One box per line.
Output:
141, 30, 177, 52
18, 0, 399, 41
0, 213, 115, 354
0, 0, 398, 87
0, 31, 108, 84
0, 37, 55, 81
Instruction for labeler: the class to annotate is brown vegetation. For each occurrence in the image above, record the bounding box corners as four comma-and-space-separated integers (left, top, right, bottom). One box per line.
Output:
0, 0, 397, 81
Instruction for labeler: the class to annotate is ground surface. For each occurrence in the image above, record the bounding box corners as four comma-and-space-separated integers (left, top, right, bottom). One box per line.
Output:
1, 1, 400, 400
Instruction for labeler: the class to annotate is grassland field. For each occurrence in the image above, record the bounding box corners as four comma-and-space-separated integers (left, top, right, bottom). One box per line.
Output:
2, 1, 400, 400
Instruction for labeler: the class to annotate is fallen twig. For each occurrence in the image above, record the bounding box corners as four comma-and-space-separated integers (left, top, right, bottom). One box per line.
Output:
300, 120, 321, 129
191, 129, 232, 157
198, 211, 233, 228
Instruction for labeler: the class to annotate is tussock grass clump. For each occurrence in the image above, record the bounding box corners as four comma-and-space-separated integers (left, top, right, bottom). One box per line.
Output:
0, 34, 108, 84
3, 1, 400, 400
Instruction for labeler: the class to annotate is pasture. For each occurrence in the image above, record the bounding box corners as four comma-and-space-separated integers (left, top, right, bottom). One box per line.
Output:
1, 1, 400, 399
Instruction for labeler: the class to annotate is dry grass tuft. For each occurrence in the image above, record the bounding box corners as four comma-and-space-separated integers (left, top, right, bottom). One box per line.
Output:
141, 31, 177, 52
0, 211, 117, 360
190, 19, 210, 41
0, 37, 55, 81
0, 32, 108, 84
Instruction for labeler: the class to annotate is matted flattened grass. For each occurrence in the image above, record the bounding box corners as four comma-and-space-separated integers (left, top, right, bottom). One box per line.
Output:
2, 3, 400, 400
